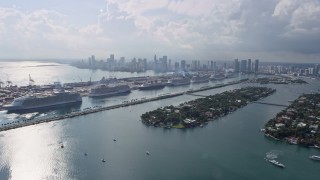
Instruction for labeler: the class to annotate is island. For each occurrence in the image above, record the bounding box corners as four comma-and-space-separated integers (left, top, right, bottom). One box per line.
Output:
141, 87, 276, 129
264, 93, 320, 148
249, 76, 307, 84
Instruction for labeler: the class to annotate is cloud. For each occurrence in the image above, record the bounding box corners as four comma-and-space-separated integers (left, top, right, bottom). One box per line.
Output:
0, 0, 320, 62
0, 7, 111, 58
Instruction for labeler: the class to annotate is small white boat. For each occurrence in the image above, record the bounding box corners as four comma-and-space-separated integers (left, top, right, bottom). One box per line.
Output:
309, 155, 320, 161
102, 158, 106, 163
265, 158, 285, 168
146, 151, 150, 155
113, 138, 117, 142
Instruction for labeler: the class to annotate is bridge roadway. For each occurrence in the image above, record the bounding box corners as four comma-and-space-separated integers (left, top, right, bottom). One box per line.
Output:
185, 93, 208, 97
0, 79, 248, 132
252, 101, 288, 107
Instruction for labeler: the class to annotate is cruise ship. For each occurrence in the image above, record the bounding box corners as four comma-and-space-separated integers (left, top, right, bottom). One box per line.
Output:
139, 81, 166, 90
88, 84, 131, 97
210, 74, 225, 81
167, 77, 191, 86
3, 92, 82, 112
191, 75, 210, 83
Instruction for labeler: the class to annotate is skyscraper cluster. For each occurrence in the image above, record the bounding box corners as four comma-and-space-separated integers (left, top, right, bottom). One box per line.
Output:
234, 59, 259, 73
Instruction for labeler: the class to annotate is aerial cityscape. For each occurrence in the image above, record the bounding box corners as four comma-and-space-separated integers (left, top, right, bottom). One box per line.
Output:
0, 0, 320, 179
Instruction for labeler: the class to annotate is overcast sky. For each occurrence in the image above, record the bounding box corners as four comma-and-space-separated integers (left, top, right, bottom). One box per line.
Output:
0, 0, 320, 62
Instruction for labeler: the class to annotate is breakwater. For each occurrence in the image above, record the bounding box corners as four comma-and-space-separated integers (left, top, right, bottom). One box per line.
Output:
0, 79, 248, 132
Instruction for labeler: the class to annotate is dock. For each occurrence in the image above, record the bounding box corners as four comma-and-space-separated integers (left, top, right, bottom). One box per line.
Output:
0, 79, 248, 132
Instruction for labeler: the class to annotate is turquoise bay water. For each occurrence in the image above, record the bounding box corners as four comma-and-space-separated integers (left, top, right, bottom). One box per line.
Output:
0, 61, 319, 179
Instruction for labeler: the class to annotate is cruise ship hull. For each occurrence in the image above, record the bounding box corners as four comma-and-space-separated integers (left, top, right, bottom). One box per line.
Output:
167, 82, 190, 86
167, 79, 191, 86
191, 79, 209, 84
139, 84, 166, 90
4, 99, 82, 112
89, 89, 131, 97
210, 77, 225, 81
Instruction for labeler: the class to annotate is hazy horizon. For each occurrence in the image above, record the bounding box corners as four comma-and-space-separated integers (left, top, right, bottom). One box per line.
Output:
0, 58, 318, 64
0, 0, 320, 62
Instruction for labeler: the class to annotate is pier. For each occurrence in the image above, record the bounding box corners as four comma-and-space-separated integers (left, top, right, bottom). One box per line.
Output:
0, 79, 248, 132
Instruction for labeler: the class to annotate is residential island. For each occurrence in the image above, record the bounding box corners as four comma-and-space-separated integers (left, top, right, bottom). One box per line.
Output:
249, 76, 307, 84
141, 87, 276, 129
264, 94, 320, 148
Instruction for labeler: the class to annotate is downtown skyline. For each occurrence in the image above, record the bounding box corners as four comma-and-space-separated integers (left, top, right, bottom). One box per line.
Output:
0, 0, 320, 62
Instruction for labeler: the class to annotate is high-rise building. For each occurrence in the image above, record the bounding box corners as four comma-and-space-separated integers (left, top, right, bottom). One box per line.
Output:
110, 54, 114, 61
234, 59, 240, 72
119, 57, 125, 68
91, 55, 95, 62
309, 68, 314, 75
174, 62, 179, 71
254, 59, 259, 73
181, 60, 186, 70
191, 60, 197, 71
143, 58, 147, 71
248, 59, 252, 72
315, 64, 320, 75
240, 60, 247, 72
162, 56, 168, 71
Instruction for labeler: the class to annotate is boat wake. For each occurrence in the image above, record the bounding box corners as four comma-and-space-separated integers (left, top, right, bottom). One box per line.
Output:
266, 150, 283, 159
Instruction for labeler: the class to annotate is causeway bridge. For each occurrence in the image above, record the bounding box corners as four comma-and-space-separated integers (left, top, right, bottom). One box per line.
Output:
252, 101, 288, 107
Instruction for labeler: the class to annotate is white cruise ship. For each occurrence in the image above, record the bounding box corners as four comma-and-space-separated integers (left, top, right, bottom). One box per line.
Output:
209, 74, 225, 81
3, 92, 82, 112
191, 75, 210, 83
89, 84, 131, 97
139, 81, 166, 90
167, 77, 191, 86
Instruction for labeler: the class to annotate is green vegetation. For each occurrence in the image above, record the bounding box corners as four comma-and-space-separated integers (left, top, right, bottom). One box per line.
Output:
141, 87, 276, 129
264, 94, 320, 147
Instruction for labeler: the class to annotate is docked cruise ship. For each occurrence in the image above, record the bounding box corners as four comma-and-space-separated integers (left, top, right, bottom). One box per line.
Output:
139, 81, 166, 90
167, 77, 191, 86
3, 92, 82, 112
88, 84, 131, 97
191, 75, 210, 83
210, 74, 225, 81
